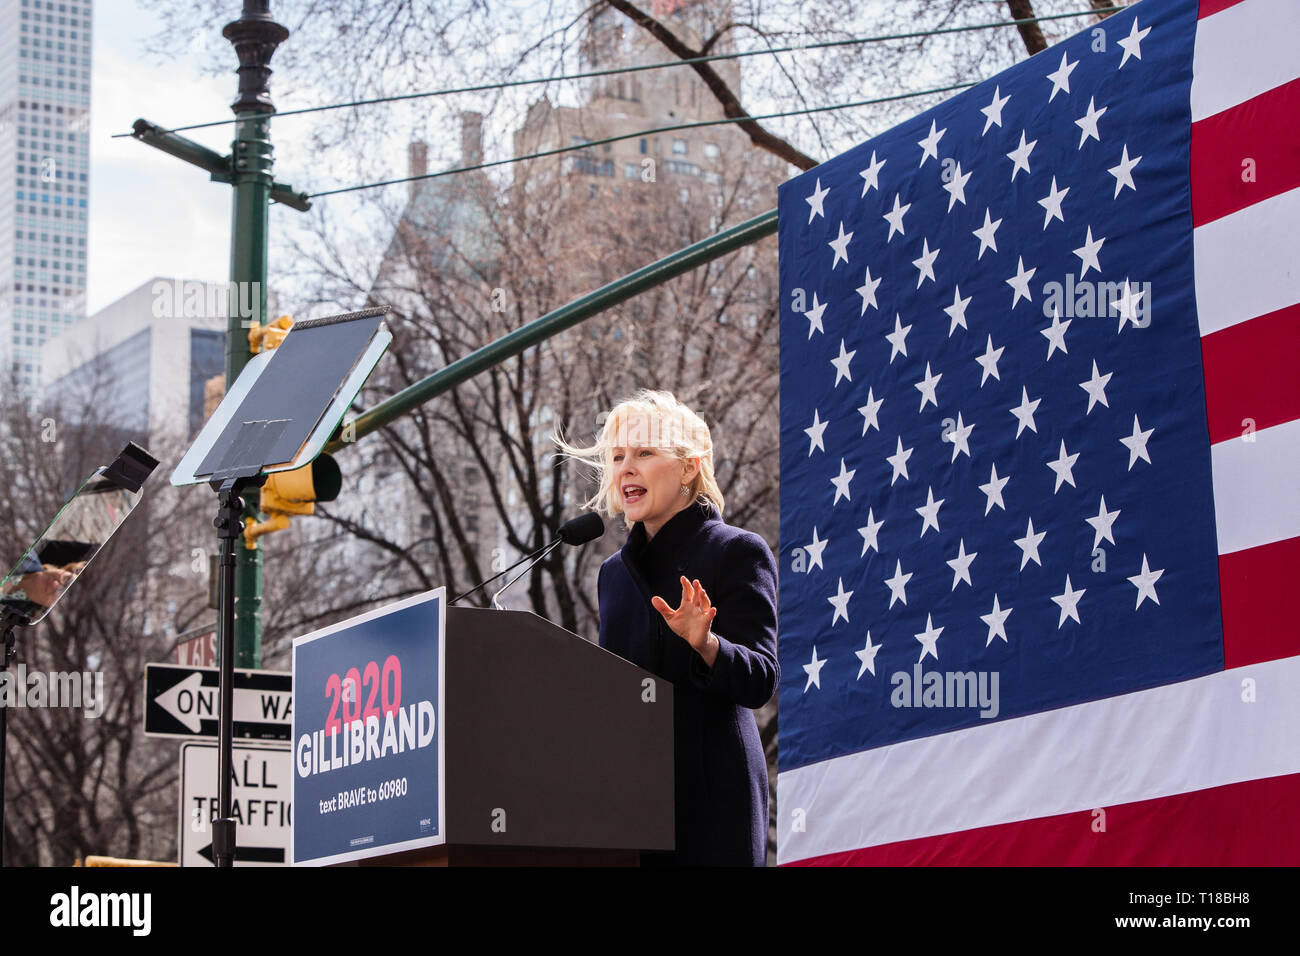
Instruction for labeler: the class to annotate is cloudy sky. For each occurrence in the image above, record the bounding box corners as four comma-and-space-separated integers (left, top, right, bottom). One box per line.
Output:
86, 0, 329, 314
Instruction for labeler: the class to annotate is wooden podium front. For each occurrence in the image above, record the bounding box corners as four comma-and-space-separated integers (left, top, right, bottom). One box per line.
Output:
345, 606, 673, 866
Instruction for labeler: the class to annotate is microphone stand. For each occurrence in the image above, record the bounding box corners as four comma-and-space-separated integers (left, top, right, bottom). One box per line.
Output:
449, 542, 551, 606
491, 539, 565, 610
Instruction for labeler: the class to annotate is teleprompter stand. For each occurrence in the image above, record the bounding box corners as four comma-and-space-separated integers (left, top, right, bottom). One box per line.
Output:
172, 306, 392, 866
209, 473, 263, 868
0, 441, 157, 867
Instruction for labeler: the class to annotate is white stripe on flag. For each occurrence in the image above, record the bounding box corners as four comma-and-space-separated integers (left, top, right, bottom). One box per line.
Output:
776, 655, 1300, 864
1211, 418, 1300, 555
1191, 0, 1300, 122
1193, 186, 1300, 336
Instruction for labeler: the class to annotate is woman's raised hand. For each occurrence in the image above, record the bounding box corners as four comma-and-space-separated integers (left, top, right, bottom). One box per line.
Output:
651, 576, 720, 667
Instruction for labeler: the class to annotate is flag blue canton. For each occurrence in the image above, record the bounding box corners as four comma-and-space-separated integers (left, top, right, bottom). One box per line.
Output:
777, 0, 1223, 773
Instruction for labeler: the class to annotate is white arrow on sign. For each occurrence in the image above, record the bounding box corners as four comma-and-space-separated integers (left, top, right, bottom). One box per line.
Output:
154, 675, 293, 732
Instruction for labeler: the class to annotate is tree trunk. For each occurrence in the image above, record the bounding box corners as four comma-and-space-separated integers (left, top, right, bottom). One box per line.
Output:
1005, 0, 1048, 56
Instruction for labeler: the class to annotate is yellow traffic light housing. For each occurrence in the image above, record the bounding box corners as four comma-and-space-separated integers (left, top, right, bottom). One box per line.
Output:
248, 314, 294, 354
243, 454, 342, 548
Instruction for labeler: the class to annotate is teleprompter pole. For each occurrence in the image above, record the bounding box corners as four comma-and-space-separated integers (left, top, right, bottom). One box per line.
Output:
211, 479, 254, 868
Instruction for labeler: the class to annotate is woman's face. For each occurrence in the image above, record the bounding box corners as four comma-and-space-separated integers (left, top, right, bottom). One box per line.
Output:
609, 414, 697, 539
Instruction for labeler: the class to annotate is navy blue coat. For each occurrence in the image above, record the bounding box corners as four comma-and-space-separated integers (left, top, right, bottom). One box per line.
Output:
597, 500, 780, 866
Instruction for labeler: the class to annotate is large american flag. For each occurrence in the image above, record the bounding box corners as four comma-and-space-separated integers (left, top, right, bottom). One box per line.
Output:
776, 0, 1299, 865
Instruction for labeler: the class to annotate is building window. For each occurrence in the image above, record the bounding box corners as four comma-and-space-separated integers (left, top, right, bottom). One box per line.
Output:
624, 162, 640, 179
672, 138, 687, 155
639, 138, 647, 154
703, 142, 720, 159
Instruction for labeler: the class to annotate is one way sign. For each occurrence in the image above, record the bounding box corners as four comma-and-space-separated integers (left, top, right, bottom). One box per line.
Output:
145, 663, 292, 741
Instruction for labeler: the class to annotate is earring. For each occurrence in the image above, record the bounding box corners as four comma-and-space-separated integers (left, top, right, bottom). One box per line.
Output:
679, 485, 689, 496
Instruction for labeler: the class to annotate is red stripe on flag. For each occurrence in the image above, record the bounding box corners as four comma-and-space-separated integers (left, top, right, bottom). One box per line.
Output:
1190, 79, 1300, 226
1201, 303, 1300, 444
1219, 536, 1300, 667
1199, 0, 1250, 17
784, 772, 1300, 865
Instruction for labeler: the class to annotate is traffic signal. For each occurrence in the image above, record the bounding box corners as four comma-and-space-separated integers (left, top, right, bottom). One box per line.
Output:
243, 454, 342, 548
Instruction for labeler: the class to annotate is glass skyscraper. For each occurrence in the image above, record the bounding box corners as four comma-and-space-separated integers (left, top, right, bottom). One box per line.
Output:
1, 0, 92, 392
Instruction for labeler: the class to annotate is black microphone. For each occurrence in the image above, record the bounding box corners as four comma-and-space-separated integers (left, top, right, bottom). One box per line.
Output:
448, 512, 606, 606
491, 513, 606, 609
557, 511, 604, 546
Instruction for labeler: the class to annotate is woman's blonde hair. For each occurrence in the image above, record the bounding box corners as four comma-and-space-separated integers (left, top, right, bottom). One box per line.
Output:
552, 388, 725, 530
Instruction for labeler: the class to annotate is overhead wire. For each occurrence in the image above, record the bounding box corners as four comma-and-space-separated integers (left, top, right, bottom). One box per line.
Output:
112, 7, 1124, 139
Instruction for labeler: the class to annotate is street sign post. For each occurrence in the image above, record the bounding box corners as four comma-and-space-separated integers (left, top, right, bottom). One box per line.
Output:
178, 741, 292, 866
145, 663, 291, 741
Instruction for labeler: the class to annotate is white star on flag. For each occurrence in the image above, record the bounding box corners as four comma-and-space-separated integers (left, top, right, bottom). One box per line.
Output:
1010, 386, 1042, 438
980, 85, 1010, 134
883, 193, 910, 241
1007, 130, 1037, 181
1037, 176, 1070, 228
804, 527, 829, 570
914, 362, 941, 411
915, 486, 944, 538
975, 335, 1004, 385
1085, 495, 1121, 550
828, 221, 854, 267
972, 208, 1001, 259
1046, 51, 1078, 102
944, 285, 971, 335
1079, 360, 1113, 413
917, 119, 946, 167
1076, 96, 1107, 147
1046, 439, 1080, 492
858, 509, 884, 556
948, 412, 974, 461
885, 313, 912, 362
855, 267, 882, 315
912, 238, 940, 288
1006, 256, 1036, 308
942, 161, 971, 211
802, 292, 827, 339
886, 436, 913, 485
1041, 306, 1071, 359
884, 559, 913, 608
803, 646, 827, 692
830, 339, 856, 385
1128, 554, 1165, 608
1052, 575, 1087, 627
859, 151, 886, 196
1117, 18, 1152, 69
804, 409, 828, 455
805, 178, 829, 223
979, 462, 1010, 514
914, 614, 943, 663
1073, 226, 1105, 277
946, 538, 978, 590
1108, 144, 1142, 197
980, 594, 1013, 646
855, 632, 882, 678
858, 388, 884, 434
1015, 517, 1047, 569
830, 458, 856, 504
1121, 414, 1154, 469
828, 577, 853, 625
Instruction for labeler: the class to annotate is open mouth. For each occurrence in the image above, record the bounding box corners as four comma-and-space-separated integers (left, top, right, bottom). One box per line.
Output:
622, 485, 647, 503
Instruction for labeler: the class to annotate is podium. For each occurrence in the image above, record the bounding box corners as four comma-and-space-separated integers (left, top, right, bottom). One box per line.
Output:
333, 606, 674, 866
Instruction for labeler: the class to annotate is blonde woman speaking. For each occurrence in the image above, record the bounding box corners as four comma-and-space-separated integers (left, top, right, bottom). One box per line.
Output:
555, 389, 779, 866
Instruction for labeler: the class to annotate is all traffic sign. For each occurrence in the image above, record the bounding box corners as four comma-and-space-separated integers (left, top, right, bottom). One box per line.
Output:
178, 741, 292, 867
144, 663, 292, 741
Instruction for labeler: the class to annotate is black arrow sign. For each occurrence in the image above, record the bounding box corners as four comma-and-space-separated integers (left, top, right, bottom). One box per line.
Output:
196, 843, 286, 865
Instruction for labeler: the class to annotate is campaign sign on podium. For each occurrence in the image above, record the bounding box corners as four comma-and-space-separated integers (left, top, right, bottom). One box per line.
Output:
290, 588, 446, 866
